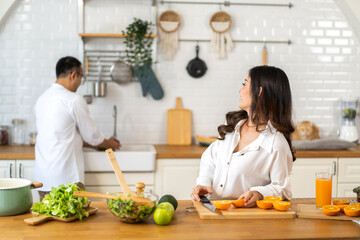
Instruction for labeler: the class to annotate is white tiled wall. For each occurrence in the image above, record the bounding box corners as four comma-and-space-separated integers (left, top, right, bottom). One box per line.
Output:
0, 0, 359, 144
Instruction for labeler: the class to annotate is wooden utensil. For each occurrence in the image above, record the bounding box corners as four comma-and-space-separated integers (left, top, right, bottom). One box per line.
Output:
297, 204, 359, 221
167, 97, 192, 145
24, 207, 98, 226
193, 201, 296, 219
262, 45, 267, 65
105, 148, 136, 197
73, 191, 154, 207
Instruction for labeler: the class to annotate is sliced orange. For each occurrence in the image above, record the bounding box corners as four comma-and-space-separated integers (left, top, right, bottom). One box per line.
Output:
213, 200, 232, 210
336, 204, 348, 213
232, 199, 245, 208
332, 199, 350, 205
273, 201, 291, 211
264, 196, 282, 203
350, 202, 360, 207
256, 200, 273, 209
343, 205, 360, 217
322, 205, 340, 216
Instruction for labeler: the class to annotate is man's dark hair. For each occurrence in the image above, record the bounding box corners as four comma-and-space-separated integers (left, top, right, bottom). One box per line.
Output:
56, 56, 82, 78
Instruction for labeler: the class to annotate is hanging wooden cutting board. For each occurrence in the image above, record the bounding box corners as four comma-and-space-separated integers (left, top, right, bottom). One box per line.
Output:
167, 97, 192, 145
193, 201, 296, 219
297, 204, 359, 221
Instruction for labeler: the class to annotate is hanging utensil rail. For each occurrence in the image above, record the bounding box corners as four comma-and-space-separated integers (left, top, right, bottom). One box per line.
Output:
160, 1, 293, 8
178, 39, 292, 45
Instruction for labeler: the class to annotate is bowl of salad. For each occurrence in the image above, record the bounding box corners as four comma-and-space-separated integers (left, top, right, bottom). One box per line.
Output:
107, 192, 158, 223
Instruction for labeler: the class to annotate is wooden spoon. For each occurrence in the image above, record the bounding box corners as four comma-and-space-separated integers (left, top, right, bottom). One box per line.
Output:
105, 148, 137, 197
73, 191, 154, 207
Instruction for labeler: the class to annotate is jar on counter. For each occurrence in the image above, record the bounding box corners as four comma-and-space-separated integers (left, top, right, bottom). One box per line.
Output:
0, 125, 10, 145
11, 119, 25, 145
29, 132, 37, 146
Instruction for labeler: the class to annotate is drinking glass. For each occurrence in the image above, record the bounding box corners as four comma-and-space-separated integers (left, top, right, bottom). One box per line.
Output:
315, 172, 332, 208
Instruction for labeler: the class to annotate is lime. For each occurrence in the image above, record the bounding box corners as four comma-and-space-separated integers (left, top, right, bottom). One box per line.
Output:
158, 202, 174, 217
159, 194, 178, 210
153, 207, 172, 225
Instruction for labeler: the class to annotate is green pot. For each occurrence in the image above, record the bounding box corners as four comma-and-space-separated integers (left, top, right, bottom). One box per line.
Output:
0, 178, 42, 216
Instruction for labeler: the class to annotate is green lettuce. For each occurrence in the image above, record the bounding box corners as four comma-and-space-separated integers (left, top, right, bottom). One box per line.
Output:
32, 183, 90, 220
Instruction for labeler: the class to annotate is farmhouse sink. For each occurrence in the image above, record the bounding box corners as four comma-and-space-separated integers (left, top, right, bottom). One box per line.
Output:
83, 144, 156, 172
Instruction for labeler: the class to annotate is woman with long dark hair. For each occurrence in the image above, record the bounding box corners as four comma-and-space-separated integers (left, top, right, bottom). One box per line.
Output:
191, 66, 296, 207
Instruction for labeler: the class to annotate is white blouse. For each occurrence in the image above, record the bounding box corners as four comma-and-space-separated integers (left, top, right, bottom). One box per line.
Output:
196, 120, 293, 200
34, 83, 105, 191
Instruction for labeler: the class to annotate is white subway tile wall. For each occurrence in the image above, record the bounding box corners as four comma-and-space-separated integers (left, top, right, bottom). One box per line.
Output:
0, 0, 359, 144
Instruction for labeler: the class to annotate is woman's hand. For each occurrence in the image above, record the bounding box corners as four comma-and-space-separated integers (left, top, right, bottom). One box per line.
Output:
191, 185, 213, 202
239, 190, 263, 207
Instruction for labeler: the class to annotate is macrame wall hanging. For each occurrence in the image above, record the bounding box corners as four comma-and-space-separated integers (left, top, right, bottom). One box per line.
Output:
158, 10, 181, 60
209, 11, 233, 59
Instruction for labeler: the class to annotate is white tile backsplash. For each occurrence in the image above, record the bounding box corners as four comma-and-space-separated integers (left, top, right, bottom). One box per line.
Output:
0, 0, 359, 144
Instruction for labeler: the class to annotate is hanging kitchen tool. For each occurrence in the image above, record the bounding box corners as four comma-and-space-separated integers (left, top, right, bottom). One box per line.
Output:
186, 44, 207, 78
110, 60, 133, 84
158, 10, 181, 60
262, 44, 267, 65
83, 57, 93, 104
93, 61, 107, 97
210, 11, 233, 59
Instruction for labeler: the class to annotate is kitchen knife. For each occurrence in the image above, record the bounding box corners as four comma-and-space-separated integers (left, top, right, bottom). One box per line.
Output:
199, 195, 222, 215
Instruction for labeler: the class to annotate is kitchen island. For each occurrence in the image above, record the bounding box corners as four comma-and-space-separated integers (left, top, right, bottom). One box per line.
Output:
1, 199, 359, 239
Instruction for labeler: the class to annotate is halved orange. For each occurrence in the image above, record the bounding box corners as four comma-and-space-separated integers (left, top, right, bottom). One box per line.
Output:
332, 199, 350, 205
344, 205, 360, 217
232, 199, 245, 208
264, 196, 282, 203
350, 202, 360, 207
336, 204, 348, 213
213, 200, 232, 210
256, 200, 273, 209
273, 201, 291, 211
322, 205, 340, 216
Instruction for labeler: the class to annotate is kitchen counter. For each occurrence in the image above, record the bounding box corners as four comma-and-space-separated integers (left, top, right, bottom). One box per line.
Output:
1, 199, 359, 239
1, 144, 360, 160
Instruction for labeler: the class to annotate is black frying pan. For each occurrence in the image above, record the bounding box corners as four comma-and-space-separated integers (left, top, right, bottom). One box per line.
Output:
186, 45, 207, 78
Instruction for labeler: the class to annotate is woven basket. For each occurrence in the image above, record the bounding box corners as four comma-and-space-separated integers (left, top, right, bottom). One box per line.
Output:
158, 10, 181, 33
209, 11, 232, 33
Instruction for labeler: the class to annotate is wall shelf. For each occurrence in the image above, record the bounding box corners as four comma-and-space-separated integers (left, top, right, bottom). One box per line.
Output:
79, 33, 157, 38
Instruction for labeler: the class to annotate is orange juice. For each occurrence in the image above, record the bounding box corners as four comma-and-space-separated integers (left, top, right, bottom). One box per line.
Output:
316, 177, 332, 208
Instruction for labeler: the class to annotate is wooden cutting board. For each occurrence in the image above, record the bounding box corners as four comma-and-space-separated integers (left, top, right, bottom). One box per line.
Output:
297, 204, 360, 221
167, 97, 192, 145
193, 201, 296, 219
24, 207, 99, 225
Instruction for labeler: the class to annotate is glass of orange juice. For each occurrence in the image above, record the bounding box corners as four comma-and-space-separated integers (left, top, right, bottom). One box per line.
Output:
315, 172, 332, 208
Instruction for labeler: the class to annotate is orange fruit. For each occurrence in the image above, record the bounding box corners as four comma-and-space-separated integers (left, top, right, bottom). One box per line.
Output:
337, 204, 348, 213
350, 202, 360, 207
322, 205, 340, 216
256, 200, 273, 209
273, 201, 291, 211
332, 199, 350, 205
213, 200, 232, 210
232, 199, 245, 208
344, 205, 360, 217
264, 196, 282, 203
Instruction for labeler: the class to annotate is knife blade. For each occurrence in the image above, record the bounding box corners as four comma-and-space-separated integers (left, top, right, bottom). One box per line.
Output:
199, 195, 223, 216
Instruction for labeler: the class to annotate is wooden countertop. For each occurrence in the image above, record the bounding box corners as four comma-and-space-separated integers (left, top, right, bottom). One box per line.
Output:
1, 144, 360, 160
1, 199, 359, 239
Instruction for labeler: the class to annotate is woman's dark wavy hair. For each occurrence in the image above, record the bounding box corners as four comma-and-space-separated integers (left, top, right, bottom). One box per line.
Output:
217, 65, 296, 161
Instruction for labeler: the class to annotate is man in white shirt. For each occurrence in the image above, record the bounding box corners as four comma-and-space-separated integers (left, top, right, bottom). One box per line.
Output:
34, 56, 120, 200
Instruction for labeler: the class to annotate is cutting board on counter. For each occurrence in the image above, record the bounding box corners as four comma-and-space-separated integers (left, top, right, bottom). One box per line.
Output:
167, 97, 192, 145
297, 204, 360, 221
193, 201, 296, 219
24, 207, 99, 225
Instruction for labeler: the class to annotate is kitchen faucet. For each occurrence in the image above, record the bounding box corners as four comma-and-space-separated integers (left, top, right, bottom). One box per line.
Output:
113, 105, 117, 138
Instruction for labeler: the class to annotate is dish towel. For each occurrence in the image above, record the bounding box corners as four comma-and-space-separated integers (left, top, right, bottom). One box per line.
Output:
134, 64, 164, 100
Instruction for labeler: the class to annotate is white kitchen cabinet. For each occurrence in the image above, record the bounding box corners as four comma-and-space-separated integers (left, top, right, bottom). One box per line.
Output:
290, 158, 338, 198
155, 159, 200, 200
84, 172, 155, 201
337, 158, 360, 197
0, 160, 39, 202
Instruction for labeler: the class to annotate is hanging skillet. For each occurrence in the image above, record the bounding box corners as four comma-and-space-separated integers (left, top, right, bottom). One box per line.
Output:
186, 44, 207, 78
